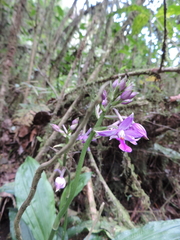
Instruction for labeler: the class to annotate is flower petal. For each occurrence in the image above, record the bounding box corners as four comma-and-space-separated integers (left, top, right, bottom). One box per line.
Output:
132, 123, 148, 139
118, 138, 132, 152
96, 129, 117, 137
119, 113, 134, 130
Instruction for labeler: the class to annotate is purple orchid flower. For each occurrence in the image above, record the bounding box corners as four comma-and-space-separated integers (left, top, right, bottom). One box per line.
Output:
77, 128, 97, 143
54, 168, 66, 192
77, 128, 92, 143
95, 110, 148, 152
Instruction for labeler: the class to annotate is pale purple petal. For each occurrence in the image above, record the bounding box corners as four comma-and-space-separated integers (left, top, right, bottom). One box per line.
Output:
119, 113, 134, 130
112, 79, 119, 88
96, 129, 117, 137
132, 123, 148, 139
129, 92, 139, 99
121, 99, 133, 104
113, 108, 123, 122
119, 77, 127, 91
77, 128, 94, 143
120, 90, 132, 100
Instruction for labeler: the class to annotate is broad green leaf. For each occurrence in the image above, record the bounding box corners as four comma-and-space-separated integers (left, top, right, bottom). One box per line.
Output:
155, 5, 180, 37
67, 219, 125, 239
60, 172, 92, 210
55, 6, 64, 17
167, 5, 180, 17
154, 143, 180, 162
15, 156, 56, 240
74, 171, 92, 198
112, 4, 150, 17
9, 208, 35, 240
156, 5, 180, 18
114, 219, 180, 240
0, 182, 15, 195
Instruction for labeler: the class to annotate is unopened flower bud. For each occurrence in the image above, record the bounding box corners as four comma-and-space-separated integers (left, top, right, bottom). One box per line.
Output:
51, 124, 61, 132
70, 118, 79, 130
119, 77, 127, 91
54, 168, 66, 192
128, 92, 138, 99
120, 90, 132, 100
55, 177, 66, 192
101, 90, 108, 106
112, 79, 119, 88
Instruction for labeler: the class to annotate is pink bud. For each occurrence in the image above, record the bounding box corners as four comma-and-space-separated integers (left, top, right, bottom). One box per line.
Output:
112, 79, 119, 88
70, 118, 79, 130
119, 77, 127, 91
120, 90, 132, 100
51, 124, 61, 132
129, 92, 138, 99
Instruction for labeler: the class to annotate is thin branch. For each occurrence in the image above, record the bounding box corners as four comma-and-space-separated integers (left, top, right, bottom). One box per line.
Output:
99, 67, 180, 83
35, 93, 84, 162
159, 0, 167, 71
67, 67, 180, 98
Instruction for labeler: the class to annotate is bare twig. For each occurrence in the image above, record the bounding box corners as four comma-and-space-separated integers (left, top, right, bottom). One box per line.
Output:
95, 67, 180, 84
35, 93, 84, 162
84, 167, 97, 221
85, 202, 105, 240
66, 66, 180, 99
159, 0, 167, 71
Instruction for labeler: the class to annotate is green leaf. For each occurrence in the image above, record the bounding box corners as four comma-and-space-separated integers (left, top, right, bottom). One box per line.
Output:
155, 5, 180, 37
59, 172, 91, 210
0, 182, 15, 195
55, 6, 64, 17
156, 5, 180, 18
9, 208, 35, 240
114, 219, 180, 240
74, 171, 92, 197
15, 156, 56, 240
112, 4, 150, 16
132, 13, 149, 35
67, 218, 126, 239
154, 143, 180, 162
